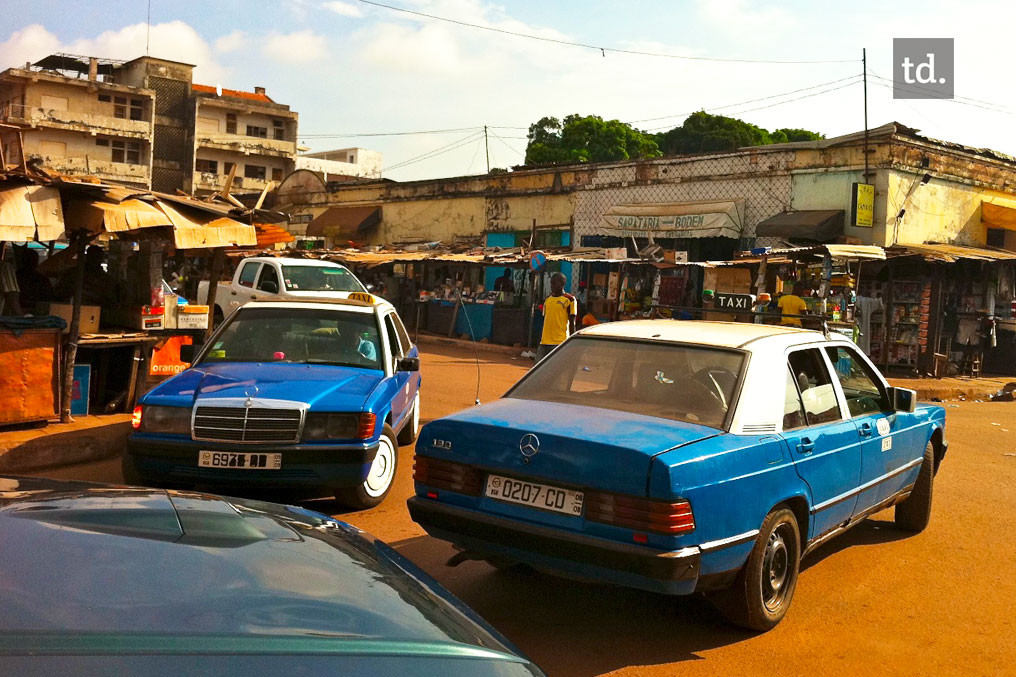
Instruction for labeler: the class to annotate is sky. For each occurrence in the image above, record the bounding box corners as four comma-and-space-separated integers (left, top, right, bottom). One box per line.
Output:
3, 0, 1016, 181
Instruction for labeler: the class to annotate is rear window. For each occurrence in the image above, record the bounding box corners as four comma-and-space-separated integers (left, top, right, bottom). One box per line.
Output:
282, 265, 364, 292
507, 337, 744, 429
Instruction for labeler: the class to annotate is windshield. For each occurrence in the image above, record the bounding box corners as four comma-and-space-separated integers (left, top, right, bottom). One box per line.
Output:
281, 265, 365, 293
508, 337, 745, 429
201, 307, 382, 369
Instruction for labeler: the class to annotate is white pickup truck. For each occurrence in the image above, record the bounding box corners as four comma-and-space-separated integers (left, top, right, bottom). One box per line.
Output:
197, 257, 367, 322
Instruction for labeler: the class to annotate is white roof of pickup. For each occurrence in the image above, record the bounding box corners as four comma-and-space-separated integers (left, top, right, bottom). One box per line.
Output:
245, 257, 351, 268
245, 297, 394, 314
578, 319, 826, 350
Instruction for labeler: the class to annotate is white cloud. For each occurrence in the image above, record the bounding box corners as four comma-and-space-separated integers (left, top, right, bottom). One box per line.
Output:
263, 30, 327, 64
324, 1, 364, 18
695, 0, 798, 36
215, 30, 246, 53
0, 24, 61, 67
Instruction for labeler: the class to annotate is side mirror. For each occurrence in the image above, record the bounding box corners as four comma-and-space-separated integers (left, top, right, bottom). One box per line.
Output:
261, 280, 279, 294
180, 343, 201, 364
888, 386, 916, 413
397, 357, 420, 372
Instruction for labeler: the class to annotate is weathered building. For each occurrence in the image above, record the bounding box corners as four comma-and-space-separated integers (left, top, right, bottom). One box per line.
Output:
1, 53, 300, 196
0, 54, 154, 188
296, 147, 383, 181
277, 122, 1016, 258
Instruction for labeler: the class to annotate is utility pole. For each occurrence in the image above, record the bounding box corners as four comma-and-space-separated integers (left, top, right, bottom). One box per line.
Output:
484, 125, 490, 173
863, 48, 869, 181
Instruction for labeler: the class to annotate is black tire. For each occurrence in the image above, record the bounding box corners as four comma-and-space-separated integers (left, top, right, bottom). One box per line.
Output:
895, 442, 935, 532
397, 395, 420, 445
335, 424, 399, 510
710, 507, 801, 632
121, 452, 145, 486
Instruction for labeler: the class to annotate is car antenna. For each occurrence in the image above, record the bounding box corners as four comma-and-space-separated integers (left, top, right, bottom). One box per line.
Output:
456, 294, 482, 405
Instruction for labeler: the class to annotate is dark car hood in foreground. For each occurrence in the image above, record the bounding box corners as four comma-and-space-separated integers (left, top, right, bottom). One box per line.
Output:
0, 476, 540, 676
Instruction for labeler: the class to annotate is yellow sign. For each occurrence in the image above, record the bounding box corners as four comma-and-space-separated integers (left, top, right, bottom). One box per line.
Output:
853, 183, 875, 227
348, 292, 376, 304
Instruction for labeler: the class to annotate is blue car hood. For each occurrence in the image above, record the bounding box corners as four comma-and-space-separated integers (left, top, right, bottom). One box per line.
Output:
421, 397, 721, 495
145, 362, 383, 410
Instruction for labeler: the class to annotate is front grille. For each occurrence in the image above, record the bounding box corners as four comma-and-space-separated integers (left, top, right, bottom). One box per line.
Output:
193, 406, 302, 443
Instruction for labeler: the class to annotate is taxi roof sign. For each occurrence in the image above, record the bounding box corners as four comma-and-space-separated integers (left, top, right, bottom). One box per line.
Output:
347, 292, 377, 304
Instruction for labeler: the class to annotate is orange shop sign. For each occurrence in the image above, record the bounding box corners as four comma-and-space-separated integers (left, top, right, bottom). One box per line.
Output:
150, 335, 193, 377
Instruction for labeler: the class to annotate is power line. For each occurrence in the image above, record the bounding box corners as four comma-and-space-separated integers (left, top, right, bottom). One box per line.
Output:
627, 74, 862, 125
644, 77, 863, 131
354, 0, 857, 65
300, 126, 481, 139
382, 130, 486, 173
489, 130, 526, 158
867, 73, 1014, 114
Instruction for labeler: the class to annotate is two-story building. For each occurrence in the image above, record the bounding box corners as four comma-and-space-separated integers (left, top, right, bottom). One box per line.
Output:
0, 54, 154, 188
1, 53, 300, 196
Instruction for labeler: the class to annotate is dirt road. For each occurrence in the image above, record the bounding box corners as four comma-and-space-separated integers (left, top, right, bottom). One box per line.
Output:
32, 344, 1016, 676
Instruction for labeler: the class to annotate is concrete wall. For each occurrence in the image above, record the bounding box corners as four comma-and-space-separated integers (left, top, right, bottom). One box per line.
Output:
193, 146, 288, 193
296, 153, 381, 179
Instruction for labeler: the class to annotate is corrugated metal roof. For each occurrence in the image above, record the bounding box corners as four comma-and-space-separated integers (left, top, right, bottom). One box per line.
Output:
889, 243, 1016, 262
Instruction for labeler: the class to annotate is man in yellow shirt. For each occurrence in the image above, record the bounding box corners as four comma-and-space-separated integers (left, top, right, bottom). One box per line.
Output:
536, 272, 577, 363
777, 282, 809, 327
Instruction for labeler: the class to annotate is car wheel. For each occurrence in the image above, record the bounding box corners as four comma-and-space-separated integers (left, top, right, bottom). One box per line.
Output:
895, 442, 935, 532
397, 395, 420, 445
711, 506, 801, 632
336, 424, 399, 510
121, 453, 145, 486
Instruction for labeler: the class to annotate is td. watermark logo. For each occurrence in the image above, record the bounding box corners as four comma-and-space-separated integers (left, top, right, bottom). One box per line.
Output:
893, 38, 954, 99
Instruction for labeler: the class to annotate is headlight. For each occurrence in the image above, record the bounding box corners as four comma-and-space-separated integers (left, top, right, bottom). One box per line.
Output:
138, 405, 191, 435
304, 413, 376, 441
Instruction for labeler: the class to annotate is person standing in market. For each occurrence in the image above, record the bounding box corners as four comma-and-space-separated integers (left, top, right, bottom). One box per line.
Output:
535, 272, 576, 364
778, 282, 809, 327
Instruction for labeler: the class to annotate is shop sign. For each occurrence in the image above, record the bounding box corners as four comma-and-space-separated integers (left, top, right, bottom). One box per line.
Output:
150, 335, 193, 377
852, 183, 875, 227
714, 292, 754, 311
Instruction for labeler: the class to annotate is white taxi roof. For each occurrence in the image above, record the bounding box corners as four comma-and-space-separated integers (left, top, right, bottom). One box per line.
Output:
578, 320, 825, 350
245, 297, 394, 315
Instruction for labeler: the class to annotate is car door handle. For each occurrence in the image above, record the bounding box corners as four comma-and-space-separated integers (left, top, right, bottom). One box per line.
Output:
798, 438, 814, 455
859, 422, 873, 438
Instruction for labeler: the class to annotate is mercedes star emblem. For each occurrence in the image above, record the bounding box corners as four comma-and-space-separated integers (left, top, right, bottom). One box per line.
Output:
519, 433, 540, 462
244, 384, 259, 407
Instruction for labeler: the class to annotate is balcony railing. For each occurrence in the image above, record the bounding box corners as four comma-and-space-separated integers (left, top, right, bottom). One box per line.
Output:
27, 153, 149, 183
195, 132, 296, 157
1, 104, 151, 138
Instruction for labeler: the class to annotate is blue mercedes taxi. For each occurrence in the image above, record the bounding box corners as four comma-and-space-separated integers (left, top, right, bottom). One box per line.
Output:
126, 295, 421, 509
409, 321, 947, 631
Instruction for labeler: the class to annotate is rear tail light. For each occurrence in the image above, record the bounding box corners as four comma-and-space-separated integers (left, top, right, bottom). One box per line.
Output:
584, 491, 695, 535
414, 456, 483, 496
357, 413, 376, 439
132, 406, 143, 430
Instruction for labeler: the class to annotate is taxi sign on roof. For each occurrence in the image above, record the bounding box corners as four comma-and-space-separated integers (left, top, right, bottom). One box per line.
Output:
348, 292, 376, 304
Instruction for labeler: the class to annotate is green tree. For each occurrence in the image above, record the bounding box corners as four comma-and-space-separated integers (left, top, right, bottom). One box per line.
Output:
524, 115, 662, 166
654, 112, 824, 155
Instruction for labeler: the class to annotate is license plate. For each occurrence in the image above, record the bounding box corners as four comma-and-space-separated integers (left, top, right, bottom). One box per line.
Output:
198, 451, 282, 470
484, 474, 584, 516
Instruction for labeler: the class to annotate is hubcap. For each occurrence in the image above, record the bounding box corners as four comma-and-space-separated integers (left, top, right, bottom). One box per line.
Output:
364, 437, 396, 497
762, 527, 791, 612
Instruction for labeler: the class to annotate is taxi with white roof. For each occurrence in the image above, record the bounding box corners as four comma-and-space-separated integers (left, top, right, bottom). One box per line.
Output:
126, 293, 421, 509
409, 320, 946, 630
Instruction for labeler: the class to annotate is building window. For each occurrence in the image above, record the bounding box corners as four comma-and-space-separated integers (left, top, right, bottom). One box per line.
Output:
226, 113, 237, 134
112, 140, 142, 165
95, 138, 109, 147
113, 96, 128, 119
129, 98, 144, 121
195, 159, 218, 174
271, 167, 283, 181
246, 125, 267, 139
224, 161, 236, 175
244, 164, 266, 180
273, 120, 284, 140
98, 94, 111, 103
